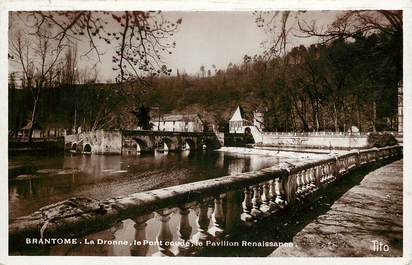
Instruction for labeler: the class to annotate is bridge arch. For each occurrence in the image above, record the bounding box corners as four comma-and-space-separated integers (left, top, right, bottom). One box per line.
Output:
71, 143, 77, 152
83, 143, 92, 153
183, 138, 196, 151
134, 138, 147, 152
200, 138, 214, 150
243, 126, 255, 144
123, 137, 148, 154
159, 137, 173, 152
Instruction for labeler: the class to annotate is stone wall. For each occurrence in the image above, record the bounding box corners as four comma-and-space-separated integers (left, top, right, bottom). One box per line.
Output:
65, 130, 122, 154
261, 133, 369, 149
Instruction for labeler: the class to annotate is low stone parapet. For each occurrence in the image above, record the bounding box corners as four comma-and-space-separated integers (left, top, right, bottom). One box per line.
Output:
261, 133, 369, 149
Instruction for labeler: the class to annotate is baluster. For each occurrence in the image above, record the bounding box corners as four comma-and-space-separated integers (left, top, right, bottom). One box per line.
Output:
176, 205, 193, 256
324, 163, 330, 183
305, 168, 314, 193
304, 168, 311, 193
153, 209, 174, 257
241, 187, 253, 222
344, 158, 347, 171
317, 165, 323, 186
319, 165, 325, 184
326, 162, 331, 182
273, 177, 285, 207
131, 213, 154, 256
269, 179, 278, 210
192, 199, 211, 244
260, 182, 273, 214
301, 170, 309, 197
308, 167, 317, 191
300, 171, 308, 197
330, 162, 335, 182
251, 185, 263, 218
343, 158, 347, 171
326, 164, 331, 183
338, 159, 343, 174
209, 194, 225, 238
295, 172, 303, 198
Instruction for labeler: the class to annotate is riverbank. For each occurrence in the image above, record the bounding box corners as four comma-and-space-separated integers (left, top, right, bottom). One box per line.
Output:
217, 146, 334, 159
9, 137, 65, 153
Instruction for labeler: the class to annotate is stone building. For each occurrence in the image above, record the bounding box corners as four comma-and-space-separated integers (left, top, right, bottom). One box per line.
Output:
229, 106, 248, 133
152, 114, 204, 132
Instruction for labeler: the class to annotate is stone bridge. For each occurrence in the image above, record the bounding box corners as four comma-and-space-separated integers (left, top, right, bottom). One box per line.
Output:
64, 129, 221, 154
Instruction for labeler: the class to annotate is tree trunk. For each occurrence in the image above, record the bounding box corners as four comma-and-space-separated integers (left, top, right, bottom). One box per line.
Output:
333, 103, 339, 132
28, 96, 39, 142
372, 101, 377, 132
357, 104, 362, 132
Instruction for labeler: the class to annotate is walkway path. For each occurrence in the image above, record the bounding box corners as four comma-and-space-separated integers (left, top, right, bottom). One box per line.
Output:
270, 159, 403, 257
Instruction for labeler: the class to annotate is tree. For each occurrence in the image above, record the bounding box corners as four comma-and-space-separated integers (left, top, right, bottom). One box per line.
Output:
12, 11, 182, 91
132, 105, 152, 130
298, 10, 402, 82
200, 65, 206, 78
9, 27, 65, 140
253, 10, 402, 132
10, 11, 182, 132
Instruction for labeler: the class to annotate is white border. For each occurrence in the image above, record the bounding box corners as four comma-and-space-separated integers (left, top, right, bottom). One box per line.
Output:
1, 1, 411, 265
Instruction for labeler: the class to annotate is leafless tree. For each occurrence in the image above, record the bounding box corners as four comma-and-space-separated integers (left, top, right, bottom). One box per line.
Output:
298, 11, 402, 41
13, 11, 181, 92
9, 27, 65, 140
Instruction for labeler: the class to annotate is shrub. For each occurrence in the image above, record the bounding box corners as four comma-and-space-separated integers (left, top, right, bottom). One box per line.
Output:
367, 133, 398, 148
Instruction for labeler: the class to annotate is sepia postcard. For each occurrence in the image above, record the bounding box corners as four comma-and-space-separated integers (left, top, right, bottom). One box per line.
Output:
1, 0, 411, 265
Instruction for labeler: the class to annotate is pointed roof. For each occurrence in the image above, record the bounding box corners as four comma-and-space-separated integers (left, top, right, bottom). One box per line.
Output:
230, 106, 244, 122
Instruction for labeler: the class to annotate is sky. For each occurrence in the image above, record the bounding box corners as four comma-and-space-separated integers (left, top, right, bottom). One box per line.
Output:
162, 12, 268, 75
162, 11, 341, 76
9, 11, 343, 82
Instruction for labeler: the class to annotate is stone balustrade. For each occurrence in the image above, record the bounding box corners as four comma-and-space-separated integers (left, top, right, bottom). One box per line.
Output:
263, 131, 367, 137
9, 145, 403, 255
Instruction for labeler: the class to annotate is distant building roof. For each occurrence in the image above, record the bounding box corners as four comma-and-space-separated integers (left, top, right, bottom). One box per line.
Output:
230, 106, 246, 122
159, 114, 203, 123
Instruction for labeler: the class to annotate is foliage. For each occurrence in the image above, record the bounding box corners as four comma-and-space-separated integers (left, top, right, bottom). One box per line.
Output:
8, 11, 401, 134
367, 133, 398, 148
132, 105, 152, 130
